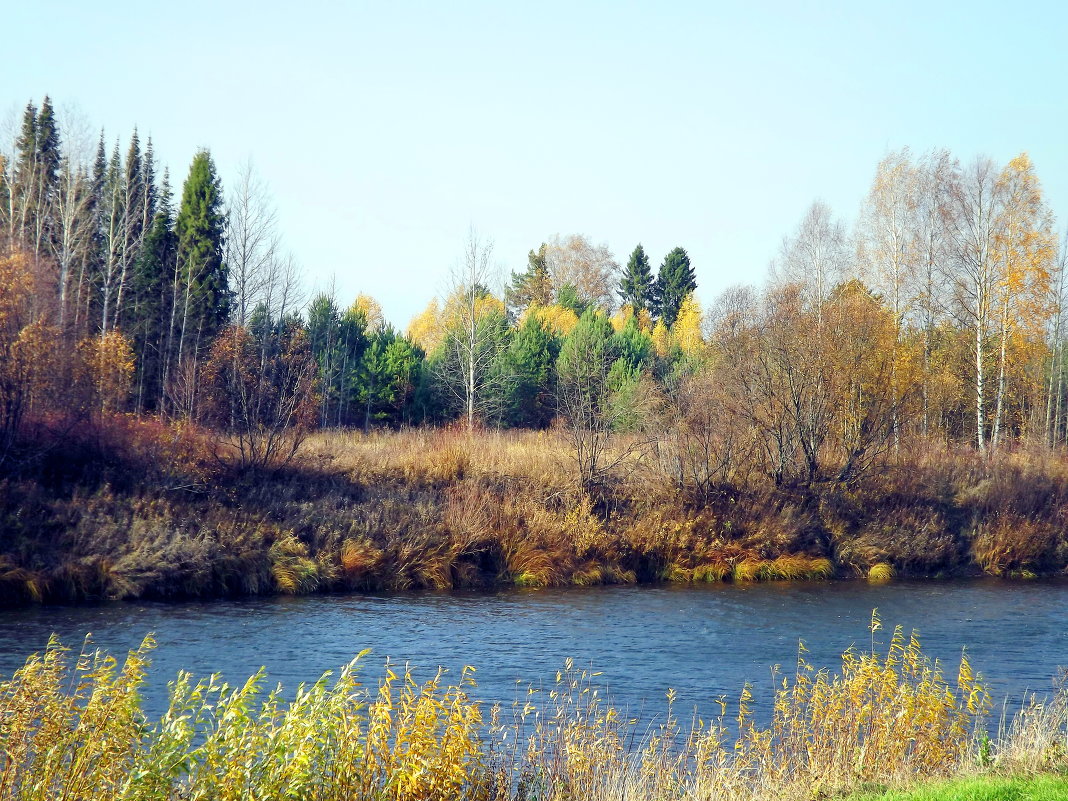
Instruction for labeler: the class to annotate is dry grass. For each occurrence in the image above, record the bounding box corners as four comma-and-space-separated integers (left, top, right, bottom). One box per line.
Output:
2, 619, 1062, 801
3, 425, 1068, 605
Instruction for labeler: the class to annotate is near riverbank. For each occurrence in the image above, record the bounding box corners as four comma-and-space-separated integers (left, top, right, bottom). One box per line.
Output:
1, 619, 1065, 801
2, 420, 1067, 606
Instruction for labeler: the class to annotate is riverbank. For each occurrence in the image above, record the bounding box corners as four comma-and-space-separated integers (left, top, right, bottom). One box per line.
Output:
2, 419, 1067, 605
1, 622, 1065, 801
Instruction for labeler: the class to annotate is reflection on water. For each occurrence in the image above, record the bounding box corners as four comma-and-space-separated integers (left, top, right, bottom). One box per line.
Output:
0, 579, 1065, 719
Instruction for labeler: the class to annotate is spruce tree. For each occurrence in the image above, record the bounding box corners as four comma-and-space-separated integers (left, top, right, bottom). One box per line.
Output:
27, 97, 61, 257
131, 174, 177, 410
335, 303, 369, 426
13, 102, 38, 199
653, 247, 696, 327
174, 149, 228, 365
35, 97, 61, 191
619, 243, 655, 312
503, 314, 558, 427
505, 243, 553, 315
356, 327, 422, 431
11, 102, 38, 250
307, 293, 343, 425
141, 137, 158, 232
124, 130, 146, 248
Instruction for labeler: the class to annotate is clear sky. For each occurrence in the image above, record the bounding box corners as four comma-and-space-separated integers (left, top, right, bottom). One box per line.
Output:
4, 1, 1066, 329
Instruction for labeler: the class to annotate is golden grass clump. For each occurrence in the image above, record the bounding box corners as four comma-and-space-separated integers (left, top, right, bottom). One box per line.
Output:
732, 558, 767, 582
868, 561, 895, 582
269, 534, 320, 594
972, 515, 1060, 577
692, 562, 730, 582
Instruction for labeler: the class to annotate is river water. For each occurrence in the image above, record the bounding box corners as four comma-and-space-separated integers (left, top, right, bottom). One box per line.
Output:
1, 579, 1066, 721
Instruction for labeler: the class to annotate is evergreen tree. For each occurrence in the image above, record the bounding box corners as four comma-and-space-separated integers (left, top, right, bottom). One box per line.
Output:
556, 310, 621, 486
653, 246, 696, 327
9, 97, 62, 258
334, 303, 370, 426
556, 284, 591, 317
611, 316, 653, 375
112, 129, 149, 330
619, 243, 655, 312
174, 149, 228, 366
10, 101, 55, 254
124, 130, 146, 248
502, 314, 559, 428
35, 96, 61, 192
505, 243, 553, 315
307, 293, 343, 425
356, 327, 421, 430
131, 175, 177, 410
12, 101, 38, 205
140, 137, 158, 233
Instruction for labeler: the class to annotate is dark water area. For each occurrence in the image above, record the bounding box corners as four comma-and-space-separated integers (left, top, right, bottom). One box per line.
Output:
1, 579, 1066, 722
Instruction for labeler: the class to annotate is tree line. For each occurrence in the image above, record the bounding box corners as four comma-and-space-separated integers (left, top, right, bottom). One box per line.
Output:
2, 97, 1066, 484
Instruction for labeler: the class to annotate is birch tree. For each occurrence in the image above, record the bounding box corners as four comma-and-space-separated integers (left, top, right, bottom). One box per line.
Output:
1045, 232, 1067, 446
914, 149, 954, 436
989, 153, 1055, 447
225, 161, 278, 327
858, 149, 920, 448
945, 156, 1002, 453
433, 229, 510, 430
772, 201, 849, 328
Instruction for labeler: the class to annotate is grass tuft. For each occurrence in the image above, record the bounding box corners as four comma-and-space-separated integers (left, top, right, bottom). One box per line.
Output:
869, 562, 896, 582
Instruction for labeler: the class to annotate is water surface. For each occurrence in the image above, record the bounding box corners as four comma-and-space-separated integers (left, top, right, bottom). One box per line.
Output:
1, 579, 1065, 720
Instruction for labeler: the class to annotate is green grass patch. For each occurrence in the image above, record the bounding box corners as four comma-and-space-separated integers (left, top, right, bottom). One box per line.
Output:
847, 775, 1068, 801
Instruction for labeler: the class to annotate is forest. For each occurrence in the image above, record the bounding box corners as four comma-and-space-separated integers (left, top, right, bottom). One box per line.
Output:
2, 96, 1068, 604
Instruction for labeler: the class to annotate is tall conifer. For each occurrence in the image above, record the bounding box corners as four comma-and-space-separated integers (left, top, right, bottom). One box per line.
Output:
619, 243, 655, 312
653, 247, 696, 327
174, 149, 228, 366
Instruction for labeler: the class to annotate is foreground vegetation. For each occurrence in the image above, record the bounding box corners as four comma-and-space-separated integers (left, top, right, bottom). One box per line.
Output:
1, 617, 1065, 800
3, 421, 1068, 606
846, 775, 1068, 801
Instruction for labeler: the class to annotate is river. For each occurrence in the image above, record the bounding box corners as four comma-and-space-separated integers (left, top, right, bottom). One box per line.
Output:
1, 579, 1066, 721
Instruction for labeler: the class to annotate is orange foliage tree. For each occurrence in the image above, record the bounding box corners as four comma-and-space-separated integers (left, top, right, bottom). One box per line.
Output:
0, 250, 59, 458
76, 330, 135, 416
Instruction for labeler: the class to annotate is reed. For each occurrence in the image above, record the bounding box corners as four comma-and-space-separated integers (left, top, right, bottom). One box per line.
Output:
5, 618, 1056, 801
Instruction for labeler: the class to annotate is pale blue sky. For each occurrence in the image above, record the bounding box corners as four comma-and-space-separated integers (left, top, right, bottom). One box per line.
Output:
5, 1, 1066, 329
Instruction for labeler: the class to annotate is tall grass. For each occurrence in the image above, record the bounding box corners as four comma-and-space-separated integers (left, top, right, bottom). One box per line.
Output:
2, 619, 1063, 800
3, 423, 1068, 605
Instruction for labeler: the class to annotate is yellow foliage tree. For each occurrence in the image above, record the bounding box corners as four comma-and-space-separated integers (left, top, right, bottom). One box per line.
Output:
0, 250, 58, 454
406, 298, 441, 353
990, 153, 1056, 446
610, 304, 652, 334
651, 320, 670, 357
610, 304, 634, 333
671, 292, 705, 355
523, 302, 579, 337
352, 293, 386, 334
406, 291, 507, 357
77, 330, 135, 415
